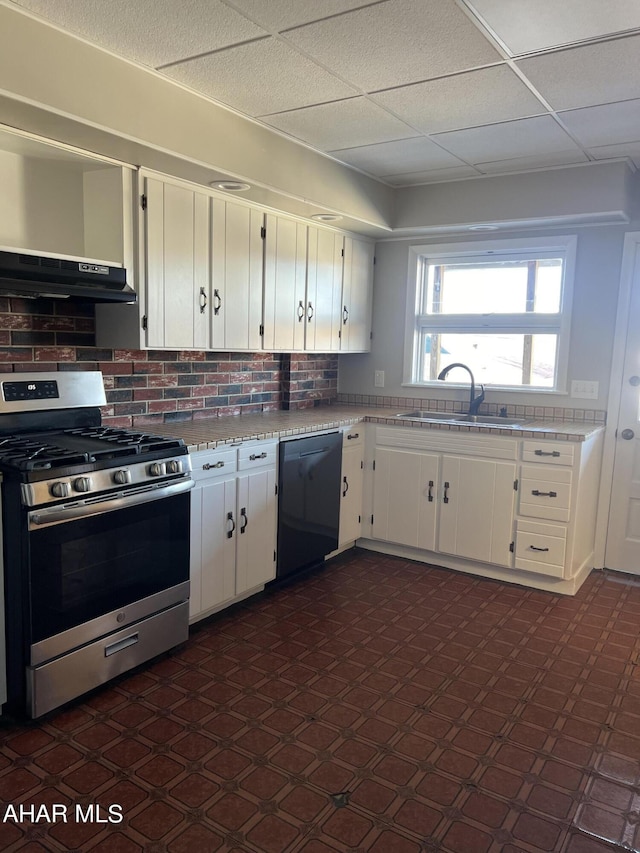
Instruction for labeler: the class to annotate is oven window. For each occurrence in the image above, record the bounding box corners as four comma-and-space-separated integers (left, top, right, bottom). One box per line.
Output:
29, 492, 190, 644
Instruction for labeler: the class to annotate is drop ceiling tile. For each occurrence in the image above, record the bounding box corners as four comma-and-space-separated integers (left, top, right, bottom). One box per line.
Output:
465, 0, 640, 56
163, 38, 357, 116
10, 0, 266, 67
517, 35, 640, 110
283, 0, 501, 92
224, 0, 375, 31
475, 150, 589, 174
588, 141, 640, 167
262, 98, 418, 150
559, 99, 640, 148
433, 115, 581, 163
382, 166, 481, 185
329, 137, 466, 176
372, 65, 546, 134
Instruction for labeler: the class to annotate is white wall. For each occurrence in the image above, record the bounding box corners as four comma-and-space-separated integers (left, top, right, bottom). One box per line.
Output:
339, 223, 630, 411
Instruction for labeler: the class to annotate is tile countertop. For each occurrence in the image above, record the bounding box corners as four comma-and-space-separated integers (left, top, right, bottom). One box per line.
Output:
145, 406, 605, 452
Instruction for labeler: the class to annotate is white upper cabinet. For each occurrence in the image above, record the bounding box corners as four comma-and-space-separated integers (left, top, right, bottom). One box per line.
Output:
263, 214, 307, 352
306, 226, 344, 352
211, 198, 264, 351
144, 175, 210, 349
341, 236, 374, 352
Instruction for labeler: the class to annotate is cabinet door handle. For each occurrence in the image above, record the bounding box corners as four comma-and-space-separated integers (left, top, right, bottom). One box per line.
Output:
529, 545, 550, 552
534, 449, 560, 457
213, 288, 222, 315
307, 302, 314, 322
226, 511, 236, 539
343, 305, 349, 324
249, 452, 268, 461
443, 481, 450, 504
199, 287, 208, 314
297, 300, 305, 322
240, 507, 248, 533
342, 476, 349, 497
426, 480, 434, 502
531, 490, 557, 498
347, 433, 359, 440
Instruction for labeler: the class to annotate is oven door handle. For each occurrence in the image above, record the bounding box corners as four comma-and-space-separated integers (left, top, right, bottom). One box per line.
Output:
28, 478, 194, 528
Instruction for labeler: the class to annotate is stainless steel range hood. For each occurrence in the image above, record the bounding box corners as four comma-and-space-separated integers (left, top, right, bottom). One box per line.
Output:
0, 250, 136, 303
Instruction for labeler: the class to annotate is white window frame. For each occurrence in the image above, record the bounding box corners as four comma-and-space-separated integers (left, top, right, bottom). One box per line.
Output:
403, 235, 577, 393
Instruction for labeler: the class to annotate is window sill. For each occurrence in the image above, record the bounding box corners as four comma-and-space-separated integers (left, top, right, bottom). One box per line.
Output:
401, 382, 569, 396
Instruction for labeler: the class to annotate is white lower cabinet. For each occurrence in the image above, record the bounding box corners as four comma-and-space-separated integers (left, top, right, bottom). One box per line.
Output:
338, 426, 365, 548
190, 442, 277, 622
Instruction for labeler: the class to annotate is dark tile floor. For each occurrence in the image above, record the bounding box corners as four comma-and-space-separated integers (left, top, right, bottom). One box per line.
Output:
1, 549, 640, 852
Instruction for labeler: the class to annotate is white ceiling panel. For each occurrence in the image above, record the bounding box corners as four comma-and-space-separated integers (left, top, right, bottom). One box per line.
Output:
372, 65, 546, 134
283, 0, 501, 92
559, 100, 640, 148
382, 166, 481, 185
433, 115, 581, 163
464, 0, 640, 56
223, 0, 376, 31
328, 137, 467, 176
164, 39, 357, 116
587, 141, 640, 167
475, 150, 589, 175
517, 36, 640, 110
10, 0, 266, 67
262, 98, 418, 150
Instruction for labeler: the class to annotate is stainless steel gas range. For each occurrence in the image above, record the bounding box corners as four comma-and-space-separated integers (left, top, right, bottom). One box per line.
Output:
0, 371, 193, 718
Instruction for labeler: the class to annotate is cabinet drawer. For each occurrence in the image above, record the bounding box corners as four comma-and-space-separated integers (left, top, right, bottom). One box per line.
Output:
342, 426, 364, 447
519, 465, 572, 522
515, 520, 566, 578
522, 440, 574, 466
192, 448, 237, 482
238, 441, 278, 470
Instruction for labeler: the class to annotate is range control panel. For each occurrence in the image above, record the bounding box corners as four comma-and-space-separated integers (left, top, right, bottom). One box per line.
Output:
2, 380, 59, 402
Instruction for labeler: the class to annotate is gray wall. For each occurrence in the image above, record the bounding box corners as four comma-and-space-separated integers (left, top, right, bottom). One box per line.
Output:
339, 224, 630, 411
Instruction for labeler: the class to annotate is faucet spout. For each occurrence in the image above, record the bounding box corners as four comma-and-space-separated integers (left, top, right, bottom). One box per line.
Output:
437, 362, 485, 417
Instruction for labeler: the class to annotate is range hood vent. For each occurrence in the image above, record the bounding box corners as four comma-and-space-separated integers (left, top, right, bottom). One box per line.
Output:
0, 251, 136, 303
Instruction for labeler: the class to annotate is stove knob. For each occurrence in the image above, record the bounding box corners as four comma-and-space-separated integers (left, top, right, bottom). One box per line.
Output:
113, 469, 131, 485
166, 460, 182, 475
74, 476, 93, 493
50, 481, 71, 498
148, 462, 166, 477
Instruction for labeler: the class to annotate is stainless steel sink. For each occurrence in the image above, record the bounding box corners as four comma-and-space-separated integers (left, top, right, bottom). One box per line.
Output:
395, 410, 534, 428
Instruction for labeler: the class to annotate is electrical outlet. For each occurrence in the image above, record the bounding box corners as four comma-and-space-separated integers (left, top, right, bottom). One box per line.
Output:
374, 370, 385, 388
570, 380, 599, 400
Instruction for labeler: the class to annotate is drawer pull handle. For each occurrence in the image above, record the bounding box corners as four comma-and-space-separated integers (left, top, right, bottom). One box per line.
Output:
427, 480, 434, 502
534, 449, 560, 457
443, 481, 450, 504
249, 452, 268, 461
105, 633, 139, 657
531, 490, 557, 497
203, 461, 225, 470
227, 511, 236, 539
347, 433, 359, 440
529, 545, 550, 552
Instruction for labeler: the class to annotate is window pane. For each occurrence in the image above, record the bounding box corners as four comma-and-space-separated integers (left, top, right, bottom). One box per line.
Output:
425, 259, 562, 315
420, 333, 557, 387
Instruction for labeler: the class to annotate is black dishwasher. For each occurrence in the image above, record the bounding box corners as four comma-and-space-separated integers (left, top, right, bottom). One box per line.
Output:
277, 431, 343, 579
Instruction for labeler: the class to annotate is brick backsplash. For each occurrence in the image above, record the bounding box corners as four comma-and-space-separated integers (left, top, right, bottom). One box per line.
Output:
0, 298, 338, 426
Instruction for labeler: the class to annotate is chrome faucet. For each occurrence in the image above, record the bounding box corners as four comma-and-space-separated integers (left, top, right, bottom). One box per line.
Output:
437, 362, 485, 418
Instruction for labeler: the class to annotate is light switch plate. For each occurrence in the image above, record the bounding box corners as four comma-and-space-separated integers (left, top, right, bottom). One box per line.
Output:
571, 380, 599, 399
374, 370, 385, 388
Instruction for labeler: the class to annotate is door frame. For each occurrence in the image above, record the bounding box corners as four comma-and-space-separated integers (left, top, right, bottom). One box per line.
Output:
594, 230, 640, 568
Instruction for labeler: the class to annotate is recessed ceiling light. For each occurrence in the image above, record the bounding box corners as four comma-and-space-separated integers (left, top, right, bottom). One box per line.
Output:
311, 213, 342, 222
468, 224, 498, 231
210, 180, 251, 191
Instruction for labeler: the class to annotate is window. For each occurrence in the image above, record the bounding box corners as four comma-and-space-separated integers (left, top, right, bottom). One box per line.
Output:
404, 236, 576, 391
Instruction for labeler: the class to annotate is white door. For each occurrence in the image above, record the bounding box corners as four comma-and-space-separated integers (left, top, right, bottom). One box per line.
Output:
341, 236, 374, 352
236, 467, 277, 594
306, 227, 343, 352
339, 444, 364, 547
439, 455, 516, 566
263, 215, 307, 351
606, 235, 640, 573
199, 476, 237, 613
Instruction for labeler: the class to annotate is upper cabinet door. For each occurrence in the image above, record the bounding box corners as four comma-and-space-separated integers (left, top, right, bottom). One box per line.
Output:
211, 198, 264, 351
341, 236, 374, 352
263, 214, 307, 352
306, 227, 343, 352
144, 175, 210, 349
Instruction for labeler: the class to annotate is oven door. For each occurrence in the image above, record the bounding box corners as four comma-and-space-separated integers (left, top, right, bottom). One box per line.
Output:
26, 481, 191, 664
